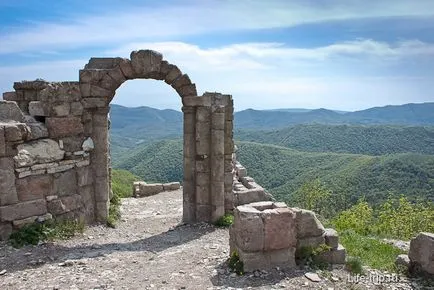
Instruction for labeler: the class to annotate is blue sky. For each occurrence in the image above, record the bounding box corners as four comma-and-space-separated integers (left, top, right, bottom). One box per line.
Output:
0, 0, 433, 111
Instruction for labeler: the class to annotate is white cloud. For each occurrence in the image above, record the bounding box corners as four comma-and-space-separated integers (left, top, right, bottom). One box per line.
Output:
1, 0, 434, 54
1, 40, 433, 111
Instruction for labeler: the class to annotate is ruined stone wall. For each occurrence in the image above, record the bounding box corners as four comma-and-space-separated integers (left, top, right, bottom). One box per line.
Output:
0, 49, 237, 240
1, 81, 95, 240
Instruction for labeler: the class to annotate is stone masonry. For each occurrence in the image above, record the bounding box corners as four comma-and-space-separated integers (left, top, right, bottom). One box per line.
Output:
229, 201, 346, 272
0, 49, 237, 239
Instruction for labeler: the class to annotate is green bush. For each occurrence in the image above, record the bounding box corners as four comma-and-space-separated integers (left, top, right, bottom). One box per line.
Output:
111, 169, 141, 198
228, 251, 244, 275
214, 214, 234, 227
9, 219, 85, 248
332, 199, 374, 236
295, 244, 332, 270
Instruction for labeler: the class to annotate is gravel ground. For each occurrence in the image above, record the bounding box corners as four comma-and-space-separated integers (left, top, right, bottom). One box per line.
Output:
0, 189, 432, 290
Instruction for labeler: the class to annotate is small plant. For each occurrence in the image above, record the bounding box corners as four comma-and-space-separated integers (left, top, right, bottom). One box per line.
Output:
214, 214, 234, 227
296, 244, 331, 270
107, 190, 121, 228
9, 219, 85, 248
345, 256, 363, 274
228, 251, 244, 275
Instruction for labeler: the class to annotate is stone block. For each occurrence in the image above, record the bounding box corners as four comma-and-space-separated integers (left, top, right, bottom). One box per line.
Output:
46, 117, 84, 138
94, 177, 109, 201
16, 175, 52, 202
408, 232, 434, 275
60, 194, 82, 212
14, 139, 64, 167
293, 208, 325, 239
70, 102, 83, 115
82, 98, 108, 108
296, 235, 325, 250
95, 200, 109, 221
233, 205, 264, 252
266, 247, 297, 269
163, 182, 181, 191
164, 65, 182, 85
53, 169, 77, 196
262, 207, 297, 250
0, 157, 18, 206
0, 126, 4, 157
60, 136, 86, 152
12, 213, 52, 229
317, 244, 346, 264
52, 103, 70, 116
4, 123, 28, 142
236, 188, 269, 205
135, 183, 164, 197
28, 101, 49, 116
0, 100, 25, 122
130, 50, 163, 78
0, 222, 12, 240
324, 228, 339, 249
26, 121, 49, 140
77, 166, 92, 186
0, 199, 47, 221
47, 199, 66, 215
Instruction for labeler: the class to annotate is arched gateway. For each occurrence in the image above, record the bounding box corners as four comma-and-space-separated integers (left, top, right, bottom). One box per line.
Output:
1, 50, 235, 226
80, 50, 235, 223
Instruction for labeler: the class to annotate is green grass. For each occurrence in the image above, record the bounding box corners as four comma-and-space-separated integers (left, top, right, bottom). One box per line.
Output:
9, 219, 85, 248
111, 169, 141, 198
339, 231, 406, 272
108, 169, 142, 227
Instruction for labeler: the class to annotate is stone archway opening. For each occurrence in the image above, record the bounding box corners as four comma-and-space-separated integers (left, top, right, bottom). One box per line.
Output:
79, 50, 235, 224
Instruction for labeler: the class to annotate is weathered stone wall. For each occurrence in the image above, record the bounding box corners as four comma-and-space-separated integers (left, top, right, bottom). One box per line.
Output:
0, 49, 236, 240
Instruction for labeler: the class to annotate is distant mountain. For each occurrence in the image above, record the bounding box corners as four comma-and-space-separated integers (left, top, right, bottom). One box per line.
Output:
234, 103, 434, 130
109, 102, 434, 153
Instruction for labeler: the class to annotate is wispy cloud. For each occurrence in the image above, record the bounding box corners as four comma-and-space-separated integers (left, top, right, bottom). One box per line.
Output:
1, 0, 434, 55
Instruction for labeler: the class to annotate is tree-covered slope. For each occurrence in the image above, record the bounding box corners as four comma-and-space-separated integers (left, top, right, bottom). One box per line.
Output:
235, 142, 434, 210
235, 124, 434, 155
114, 139, 183, 183
112, 139, 434, 210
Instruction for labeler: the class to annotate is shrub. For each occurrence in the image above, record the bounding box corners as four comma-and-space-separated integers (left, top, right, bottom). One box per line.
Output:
9, 219, 85, 248
214, 214, 234, 227
332, 199, 374, 235
295, 244, 331, 270
228, 251, 244, 275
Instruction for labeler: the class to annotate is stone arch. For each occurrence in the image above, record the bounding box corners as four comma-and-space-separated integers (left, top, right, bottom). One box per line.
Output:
79, 50, 235, 223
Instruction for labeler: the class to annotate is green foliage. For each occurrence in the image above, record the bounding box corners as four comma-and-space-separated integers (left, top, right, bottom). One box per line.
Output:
332, 197, 434, 240
236, 141, 434, 211
9, 219, 85, 248
333, 200, 374, 236
235, 124, 434, 155
296, 244, 332, 270
111, 169, 141, 198
114, 139, 183, 183
107, 192, 121, 228
339, 231, 405, 272
291, 179, 331, 216
346, 256, 364, 274
214, 214, 234, 227
228, 251, 244, 275
373, 196, 434, 240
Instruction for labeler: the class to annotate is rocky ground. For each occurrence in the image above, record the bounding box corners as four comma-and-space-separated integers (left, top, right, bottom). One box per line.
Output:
1, 190, 433, 290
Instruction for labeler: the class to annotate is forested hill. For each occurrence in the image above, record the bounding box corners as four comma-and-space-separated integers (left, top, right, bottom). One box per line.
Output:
235, 124, 434, 155
113, 139, 434, 211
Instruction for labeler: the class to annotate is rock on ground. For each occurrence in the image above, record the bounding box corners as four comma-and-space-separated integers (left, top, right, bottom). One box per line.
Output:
0, 190, 432, 289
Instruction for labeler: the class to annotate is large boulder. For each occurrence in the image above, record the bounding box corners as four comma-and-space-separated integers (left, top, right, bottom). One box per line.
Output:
408, 232, 434, 275
0, 101, 24, 122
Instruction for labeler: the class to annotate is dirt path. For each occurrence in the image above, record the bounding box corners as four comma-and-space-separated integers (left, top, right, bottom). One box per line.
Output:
0, 190, 430, 289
